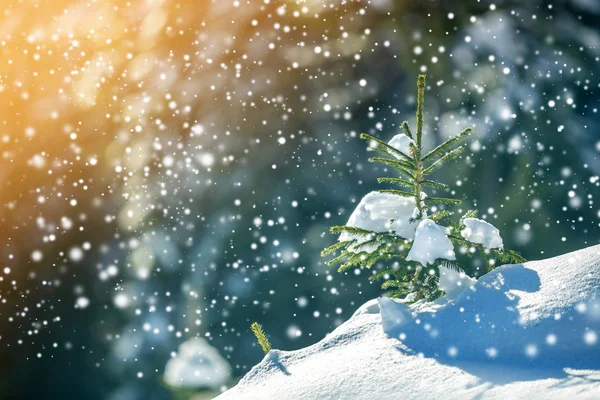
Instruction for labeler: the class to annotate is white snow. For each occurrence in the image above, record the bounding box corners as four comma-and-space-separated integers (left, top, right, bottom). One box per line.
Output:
164, 337, 231, 390
339, 191, 418, 252
438, 265, 477, 300
387, 133, 415, 157
461, 217, 504, 249
217, 244, 600, 400
406, 219, 456, 265
337, 133, 421, 252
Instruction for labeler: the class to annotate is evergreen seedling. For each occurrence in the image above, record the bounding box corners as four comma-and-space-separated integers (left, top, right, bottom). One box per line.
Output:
322, 74, 525, 301
251, 322, 272, 354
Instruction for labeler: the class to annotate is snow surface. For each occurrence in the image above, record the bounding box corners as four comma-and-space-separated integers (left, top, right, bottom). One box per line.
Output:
461, 218, 504, 249
164, 337, 230, 389
438, 265, 477, 300
406, 219, 456, 265
217, 245, 600, 400
339, 191, 418, 251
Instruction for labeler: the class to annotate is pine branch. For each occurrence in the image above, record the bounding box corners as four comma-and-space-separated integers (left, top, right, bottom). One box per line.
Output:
250, 322, 272, 354
370, 157, 416, 171
464, 211, 477, 220
381, 280, 410, 290
429, 210, 452, 222
321, 240, 355, 257
383, 289, 411, 299
507, 249, 526, 263
338, 250, 382, 272
329, 225, 374, 237
369, 268, 397, 282
421, 127, 473, 164
423, 145, 465, 176
423, 127, 473, 163
361, 133, 413, 162
377, 177, 414, 188
416, 74, 426, 153
458, 210, 478, 230
369, 157, 414, 179
421, 180, 448, 190
446, 217, 461, 230
447, 234, 470, 247
492, 249, 527, 264
334, 247, 412, 273
401, 121, 413, 140
326, 252, 348, 267
377, 189, 414, 198
424, 197, 462, 206
438, 259, 462, 272
351, 238, 384, 253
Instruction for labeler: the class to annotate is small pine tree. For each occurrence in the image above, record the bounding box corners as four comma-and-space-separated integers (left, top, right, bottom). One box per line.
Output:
250, 322, 272, 354
322, 74, 525, 301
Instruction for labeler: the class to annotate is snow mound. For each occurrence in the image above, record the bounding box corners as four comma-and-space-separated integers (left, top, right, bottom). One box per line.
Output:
164, 337, 231, 389
339, 191, 418, 250
381, 243, 600, 367
406, 219, 456, 265
387, 133, 415, 157
438, 265, 477, 300
461, 218, 503, 249
217, 245, 600, 400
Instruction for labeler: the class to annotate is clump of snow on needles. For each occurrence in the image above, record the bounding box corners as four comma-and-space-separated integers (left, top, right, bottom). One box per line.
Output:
338, 191, 418, 252
387, 133, 415, 157
339, 134, 429, 253
406, 219, 456, 265
217, 244, 600, 400
461, 217, 504, 249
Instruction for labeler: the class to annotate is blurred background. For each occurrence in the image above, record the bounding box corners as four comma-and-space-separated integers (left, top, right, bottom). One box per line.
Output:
0, 0, 599, 398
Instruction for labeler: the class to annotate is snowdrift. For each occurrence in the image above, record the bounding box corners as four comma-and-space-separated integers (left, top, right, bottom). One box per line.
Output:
216, 245, 600, 399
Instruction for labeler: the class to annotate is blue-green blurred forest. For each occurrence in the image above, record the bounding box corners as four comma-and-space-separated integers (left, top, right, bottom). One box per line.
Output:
0, 0, 599, 399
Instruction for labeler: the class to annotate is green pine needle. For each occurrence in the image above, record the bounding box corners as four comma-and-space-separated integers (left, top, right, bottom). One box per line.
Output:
381, 280, 409, 290
421, 127, 473, 164
321, 240, 354, 257
329, 225, 373, 236
370, 156, 416, 171
360, 133, 413, 162
423, 145, 466, 176
421, 180, 449, 190
424, 197, 462, 206
377, 177, 414, 188
377, 189, 414, 198
416, 74, 426, 151
401, 121, 413, 139
438, 259, 462, 272
429, 210, 452, 222
460, 210, 479, 223
250, 322, 272, 354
